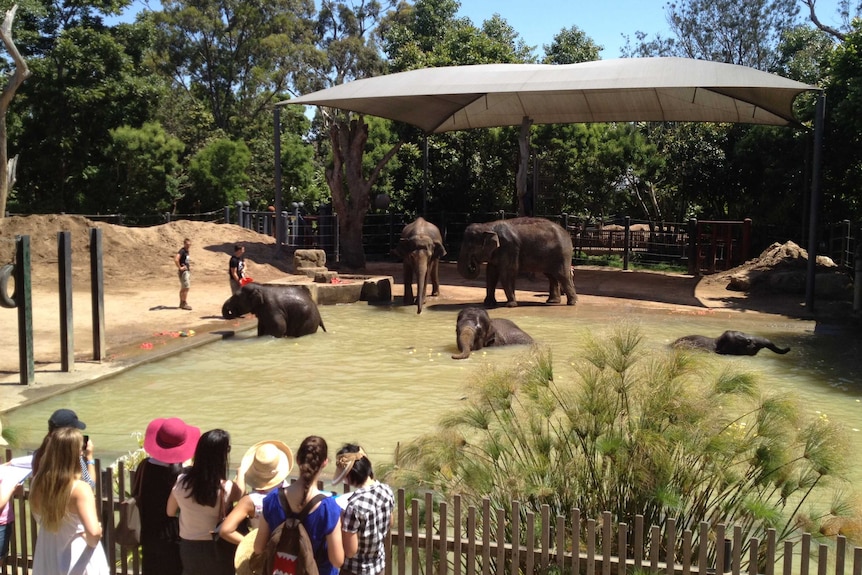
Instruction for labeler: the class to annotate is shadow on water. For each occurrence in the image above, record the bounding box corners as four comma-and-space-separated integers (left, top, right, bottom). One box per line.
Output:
5, 298, 862, 490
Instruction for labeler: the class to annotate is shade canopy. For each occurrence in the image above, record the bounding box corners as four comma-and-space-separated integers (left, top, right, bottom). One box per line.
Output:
283, 57, 819, 133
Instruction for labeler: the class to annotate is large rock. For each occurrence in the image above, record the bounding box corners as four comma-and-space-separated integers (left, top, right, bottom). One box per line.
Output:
293, 249, 327, 271
724, 241, 851, 299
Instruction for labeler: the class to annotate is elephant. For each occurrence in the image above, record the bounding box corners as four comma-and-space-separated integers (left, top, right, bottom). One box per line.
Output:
671, 330, 790, 356
452, 307, 534, 360
393, 217, 447, 314
457, 217, 577, 308
222, 283, 326, 338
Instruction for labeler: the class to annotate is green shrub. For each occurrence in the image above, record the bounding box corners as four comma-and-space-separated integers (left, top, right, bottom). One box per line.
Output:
384, 324, 853, 557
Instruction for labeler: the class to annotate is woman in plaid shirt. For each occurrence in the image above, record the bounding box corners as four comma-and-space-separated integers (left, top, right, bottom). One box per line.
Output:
332, 445, 395, 575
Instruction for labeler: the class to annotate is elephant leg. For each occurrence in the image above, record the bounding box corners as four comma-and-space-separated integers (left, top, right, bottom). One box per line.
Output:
501, 272, 518, 307
545, 274, 562, 304
402, 262, 415, 305
429, 258, 441, 296
565, 266, 578, 305
484, 265, 500, 307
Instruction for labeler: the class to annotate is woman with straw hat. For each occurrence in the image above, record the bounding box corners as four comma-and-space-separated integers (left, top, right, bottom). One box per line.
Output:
136, 417, 201, 575
218, 440, 293, 546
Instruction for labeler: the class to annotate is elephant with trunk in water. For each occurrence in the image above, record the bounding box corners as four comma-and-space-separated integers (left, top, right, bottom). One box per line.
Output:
394, 217, 446, 314
222, 283, 326, 338
452, 307, 534, 360
458, 217, 577, 308
672, 330, 790, 355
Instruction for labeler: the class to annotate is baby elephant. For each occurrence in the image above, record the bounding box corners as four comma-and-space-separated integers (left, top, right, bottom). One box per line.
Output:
672, 330, 790, 356
453, 307, 534, 360
222, 283, 326, 338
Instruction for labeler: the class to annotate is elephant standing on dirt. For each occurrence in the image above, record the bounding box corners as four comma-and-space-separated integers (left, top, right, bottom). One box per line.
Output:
671, 330, 790, 355
393, 217, 447, 314
457, 217, 577, 308
222, 283, 326, 337
452, 307, 534, 360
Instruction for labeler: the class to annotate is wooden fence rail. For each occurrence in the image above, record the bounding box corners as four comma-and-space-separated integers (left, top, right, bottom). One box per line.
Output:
1, 460, 859, 575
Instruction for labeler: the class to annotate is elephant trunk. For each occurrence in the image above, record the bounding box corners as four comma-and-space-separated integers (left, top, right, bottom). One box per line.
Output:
452, 327, 477, 360
764, 341, 791, 354
222, 300, 235, 319
415, 256, 429, 314
458, 255, 480, 280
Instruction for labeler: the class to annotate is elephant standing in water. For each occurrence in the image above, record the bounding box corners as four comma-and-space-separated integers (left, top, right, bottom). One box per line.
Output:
222, 283, 326, 337
452, 307, 534, 360
672, 330, 790, 355
458, 217, 577, 308
394, 217, 446, 314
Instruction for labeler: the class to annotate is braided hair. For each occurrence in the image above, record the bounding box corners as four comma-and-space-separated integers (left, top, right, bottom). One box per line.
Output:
296, 435, 328, 500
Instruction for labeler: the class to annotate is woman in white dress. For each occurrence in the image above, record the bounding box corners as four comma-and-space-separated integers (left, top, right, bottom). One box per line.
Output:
29, 427, 109, 575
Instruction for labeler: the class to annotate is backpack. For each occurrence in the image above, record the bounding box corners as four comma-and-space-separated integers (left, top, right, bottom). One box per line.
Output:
255, 490, 327, 575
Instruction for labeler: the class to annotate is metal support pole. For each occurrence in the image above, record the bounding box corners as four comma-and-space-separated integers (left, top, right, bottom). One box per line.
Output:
688, 218, 698, 275
15, 235, 34, 385
90, 228, 105, 361
58, 231, 74, 372
805, 93, 825, 309
422, 134, 428, 217
274, 106, 285, 251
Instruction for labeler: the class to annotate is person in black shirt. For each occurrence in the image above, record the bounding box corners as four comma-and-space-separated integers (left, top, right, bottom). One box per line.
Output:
174, 238, 192, 310
229, 244, 246, 295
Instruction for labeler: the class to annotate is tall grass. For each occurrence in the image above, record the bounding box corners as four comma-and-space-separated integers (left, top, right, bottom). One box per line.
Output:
384, 324, 855, 565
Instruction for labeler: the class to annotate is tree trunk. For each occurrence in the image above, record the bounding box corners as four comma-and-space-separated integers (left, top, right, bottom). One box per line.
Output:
0, 5, 30, 218
325, 114, 403, 270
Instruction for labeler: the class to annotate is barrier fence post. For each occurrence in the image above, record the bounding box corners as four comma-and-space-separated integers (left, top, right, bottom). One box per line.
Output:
15, 235, 34, 385
58, 231, 74, 372
90, 228, 105, 361
623, 216, 631, 271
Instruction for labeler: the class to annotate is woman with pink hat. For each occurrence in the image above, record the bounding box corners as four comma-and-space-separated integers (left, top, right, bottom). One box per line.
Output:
217, 440, 294, 547
135, 417, 200, 575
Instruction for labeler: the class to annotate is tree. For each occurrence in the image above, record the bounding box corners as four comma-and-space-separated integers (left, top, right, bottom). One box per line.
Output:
801, 0, 862, 41
11, 9, 163, 213
151, 0, 318, 136
105, 121, 184, 216
625, 0, 800, 71
186, 137, 251, 210
0, 4, 29, 218
542, 25, 601, 64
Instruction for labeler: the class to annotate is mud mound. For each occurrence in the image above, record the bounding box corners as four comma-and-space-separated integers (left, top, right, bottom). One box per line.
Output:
707, 240, 852, 299
0, 215, 294, 289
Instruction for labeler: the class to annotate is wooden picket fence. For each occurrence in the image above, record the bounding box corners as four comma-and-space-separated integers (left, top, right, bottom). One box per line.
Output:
2, 459, 861, 575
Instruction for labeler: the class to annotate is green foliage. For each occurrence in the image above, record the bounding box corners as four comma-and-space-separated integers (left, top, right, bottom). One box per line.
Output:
186, 138, 251, 210
543, 25, 602, 64
106, 122, 185, 214
385, 325, 852, 552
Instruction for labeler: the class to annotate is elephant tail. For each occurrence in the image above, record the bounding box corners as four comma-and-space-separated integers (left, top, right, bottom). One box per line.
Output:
319, 318, 327, 332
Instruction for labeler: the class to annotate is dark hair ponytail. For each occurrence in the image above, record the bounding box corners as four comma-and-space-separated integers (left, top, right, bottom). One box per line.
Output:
296, 435, 328, 500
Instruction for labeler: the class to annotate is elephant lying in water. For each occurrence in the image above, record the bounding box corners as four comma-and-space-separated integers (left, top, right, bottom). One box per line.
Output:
222, 283, 326, 338
452, 307, 534, 360
671, 330, 790, 356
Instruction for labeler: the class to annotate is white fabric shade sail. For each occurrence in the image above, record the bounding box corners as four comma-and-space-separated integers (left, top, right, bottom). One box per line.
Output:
283, 57, 819, 132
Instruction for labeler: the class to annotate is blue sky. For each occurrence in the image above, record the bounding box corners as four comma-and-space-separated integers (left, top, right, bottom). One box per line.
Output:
456, 0, 848, 59
109, 0, 849, 59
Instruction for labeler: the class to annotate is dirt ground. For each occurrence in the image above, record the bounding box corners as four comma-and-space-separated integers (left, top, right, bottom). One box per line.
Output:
0, 215, 854, 385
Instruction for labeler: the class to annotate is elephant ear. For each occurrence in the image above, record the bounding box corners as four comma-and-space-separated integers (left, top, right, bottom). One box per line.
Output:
480, 231, 499, 261
249, 284, 266, 309
394, 237, 410, 258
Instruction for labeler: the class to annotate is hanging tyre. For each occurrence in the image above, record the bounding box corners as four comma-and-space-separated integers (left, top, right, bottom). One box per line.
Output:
0, 264, 16, 308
